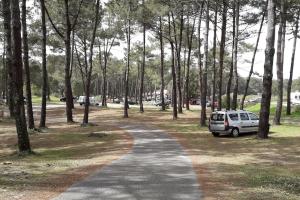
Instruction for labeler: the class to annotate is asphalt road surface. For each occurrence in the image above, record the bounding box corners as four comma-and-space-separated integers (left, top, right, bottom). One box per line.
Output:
53, 124, 202, 200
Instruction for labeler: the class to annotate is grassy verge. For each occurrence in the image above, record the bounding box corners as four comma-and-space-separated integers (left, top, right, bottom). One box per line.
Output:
124, 108, 300, 200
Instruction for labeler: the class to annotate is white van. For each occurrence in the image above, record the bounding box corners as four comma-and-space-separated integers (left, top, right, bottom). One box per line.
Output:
209, 110, 259, 137
291, 91, 300, 105
78, 96, 100, 106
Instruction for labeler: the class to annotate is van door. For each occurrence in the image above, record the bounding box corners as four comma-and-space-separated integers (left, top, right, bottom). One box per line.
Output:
210, 113, 225, 131
239, 113, 251, 132
248, 112, 259, 132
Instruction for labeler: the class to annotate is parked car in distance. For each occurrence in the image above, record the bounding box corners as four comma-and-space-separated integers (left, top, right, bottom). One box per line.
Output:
112, 98, 121, 104
209, 110, 259, 137
78, 96, 100, 106
190, 98, 201, 105
248, 97, 262, 103
128, 100, 138, 105
60, 96, 77, 102
155, 99, 171, 107
291, 91, 300, 105
206, 100, 211, 107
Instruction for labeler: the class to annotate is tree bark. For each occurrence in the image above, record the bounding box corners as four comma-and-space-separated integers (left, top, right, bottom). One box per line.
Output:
212, 2, 218, 112
2, 39, 7, 99
139, 0, 146, 113
171, 10, 184, 114
83, 0, 100, 125
218, 0, 228, 111
39, 0, 47, 128
240, 7, 266, 110
168, 14, 177, 120
274, 0, 286, 125
124, 3, 131, 118
258, 0, 276, 139
226, 0, 235, 110
185, 15, 196, 111
198, 3, 204, 110
159, 16, 165, 111
232, 0, 240, 110
287, 9, 300, 115
64, 0, 74, 123
200, 1, 209, 126
2, 0, 14, 118
22, 0, 35, 129
102, 55, 107, 107
11, 0, 31, 153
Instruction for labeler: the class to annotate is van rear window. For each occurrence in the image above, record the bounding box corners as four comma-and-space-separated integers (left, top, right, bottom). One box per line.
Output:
211, 114, 224, 121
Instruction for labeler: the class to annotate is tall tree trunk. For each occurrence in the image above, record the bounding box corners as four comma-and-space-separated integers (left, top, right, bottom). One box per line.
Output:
139, 0, 146, 113
39, 0, 47, 128
200, 1, 209, 126
159, 16, 166, 111
198, 3, 204, 110
124, 5, 131, 118
212, 2, 218, 112
232, 0, 240, 110
102, 56, 107, 107
182, 45, 186, 108
226, 0, 235, 110
2, 0, 14, 118
287, 9, 300, 115
22, 0, 35, 130
218, 0, 228, 111
258, 0, 276, 139
185, 15, 196, 111
177, 12, 184, 114
274, 0, 286, 125
240, 7, 266, 110
83, 0, 100, 125
171, 10, 184, 114
135, 61, 139, 103
46, 72, 51, 101
11, 0, 31, 153
2, 40, 7, 99
63, 0, 74, 123
168, 14, 177, 120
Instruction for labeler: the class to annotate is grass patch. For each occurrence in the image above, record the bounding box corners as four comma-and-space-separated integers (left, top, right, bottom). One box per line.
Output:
31, 95, 61, 104
248, 171, 300, 195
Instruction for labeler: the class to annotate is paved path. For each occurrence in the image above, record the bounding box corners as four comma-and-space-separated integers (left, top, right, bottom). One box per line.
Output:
54, 124, 202, 200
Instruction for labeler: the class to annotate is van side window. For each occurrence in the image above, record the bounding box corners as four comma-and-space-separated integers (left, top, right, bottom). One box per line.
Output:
229, 114, 239, 121
248, 113, 259, 120
240, 113, 249, 121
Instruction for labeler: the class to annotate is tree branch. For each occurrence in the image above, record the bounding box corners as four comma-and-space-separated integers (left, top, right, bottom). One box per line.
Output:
71, 0, 84, 31
44, 3, 64, 39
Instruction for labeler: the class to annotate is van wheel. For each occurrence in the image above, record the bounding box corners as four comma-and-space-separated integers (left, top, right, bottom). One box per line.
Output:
212, 132, 219, 137
231, 128, 239, 137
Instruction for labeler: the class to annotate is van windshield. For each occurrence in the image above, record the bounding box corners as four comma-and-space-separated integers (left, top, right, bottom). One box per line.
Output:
211, 114, 224, 121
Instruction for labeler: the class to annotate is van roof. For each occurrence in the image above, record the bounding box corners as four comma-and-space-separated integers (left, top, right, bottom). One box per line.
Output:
212, 110, 250, 114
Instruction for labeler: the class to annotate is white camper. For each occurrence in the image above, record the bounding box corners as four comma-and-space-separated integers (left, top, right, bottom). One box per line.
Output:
291, 91, 300, 105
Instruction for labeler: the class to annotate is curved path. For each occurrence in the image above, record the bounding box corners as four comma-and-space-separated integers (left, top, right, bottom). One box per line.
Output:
54, 124, 202, 200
